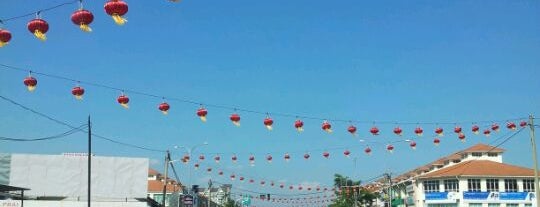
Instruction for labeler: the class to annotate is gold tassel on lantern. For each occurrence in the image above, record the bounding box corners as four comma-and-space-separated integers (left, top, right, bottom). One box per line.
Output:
120, 103, 129, 109
33, 30, 46, 41
324, 128, 333, 133
199, 116, 207, 122
265, 125, 273, 131
296, 127, 304, 132
161, 111, 168, 115
0, 41, 6, 47
27, 85, 36, 92
232, 121, 240, 127
112, 14, 127, 25
75, 95, 83, 100
79, 24, 92, 32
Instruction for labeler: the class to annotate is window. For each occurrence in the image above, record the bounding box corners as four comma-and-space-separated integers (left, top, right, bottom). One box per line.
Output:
504, 179, 518, 192
506, 204, 518, 207
487, 204, 500, 207
444, 179, 459, 192
468, 179, 481, 192
453, 160, 461, 164
523, 179, 535, 192
423, 180, 440, 193
462, 154, 468, 159
486, 179, 499, 192
525, 204, 532, 207
488, 152, 498, 157
472, 152, 482, 157
469, 204, 482, 207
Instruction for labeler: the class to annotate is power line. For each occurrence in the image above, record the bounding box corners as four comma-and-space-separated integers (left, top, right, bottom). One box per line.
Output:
0, 63, 528, 125
0, 94, 166, 153
0, 0, 79, 23
0, 124, 86, 142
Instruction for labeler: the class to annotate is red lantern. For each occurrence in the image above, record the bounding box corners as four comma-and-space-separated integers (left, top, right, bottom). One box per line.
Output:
520, 121, 528, 128
364, 147, 372, 155
71, 86, 85, 100
433, 138, 440, 146
183, 154, 190, 162
104, 0, 128, 25
117, 94, 129, 108
347, 125, 357, 135
370, 126, 379, 135
207, 168, 212, 173
284, 153, 291, 162
387, 144, 394, 153
506, 122, 517, 130
271, 182, 275, 187
322, 152, 329, 159
472, 125, 480, 134
27, 18, 48, 41
321, 121, 332, 133
458, 133, 466, 142
71, 9, 94, 32
307, 187, 311, 191
454, 126, 462, 134
409, 141, 417, 150
218, 171, 223, 176
0, 29, 12, 47
280, 184, 284, 188
414, 127, 424, 136
298, 186, 303, 190
316, 187, 320, 191
249, 179, 254, 183
260, 181, 266, 186
294, 119, 304, 132
491, 123, 500, 132
393, 127, 403, 136
304, 153, 310, 160
23, 75, 38, 92
289, 186, 294, 190
239, 176, 245, 182
199, 154, 205, 161
230, 113, 240, 126
158, 102, 170, 115
343, 150, 350, 158
249, 155, 255, 166
196, 107, 207, 122
266, 155, 273, 163
231, 154, 237, 163
264, 117, 274, 130
230, 174, 235, 180
194, 163, 199, 169
435, 127, 444, 136
484, 129, 491, 137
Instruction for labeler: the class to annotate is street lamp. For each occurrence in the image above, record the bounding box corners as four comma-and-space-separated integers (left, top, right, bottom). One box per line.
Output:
171, 142, 208, 195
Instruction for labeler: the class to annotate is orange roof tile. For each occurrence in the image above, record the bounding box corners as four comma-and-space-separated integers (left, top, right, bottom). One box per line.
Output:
149, 168, 160, 176
148, 180, 182, 193
418, 160, 534, 179
461, 143, 505, 153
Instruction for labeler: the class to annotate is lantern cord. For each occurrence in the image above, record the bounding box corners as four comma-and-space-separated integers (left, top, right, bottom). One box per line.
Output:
0, 124, 86, 141
0, 94, 166, 153
211, 180, 329, 197
0, 0, 79, 23
0, 63, 527, 125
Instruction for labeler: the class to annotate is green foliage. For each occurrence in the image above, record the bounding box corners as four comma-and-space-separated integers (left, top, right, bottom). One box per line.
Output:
330, 174, 380, 207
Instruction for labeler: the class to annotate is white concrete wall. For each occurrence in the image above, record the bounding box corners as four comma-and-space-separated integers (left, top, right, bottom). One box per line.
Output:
0, 200, 146, 207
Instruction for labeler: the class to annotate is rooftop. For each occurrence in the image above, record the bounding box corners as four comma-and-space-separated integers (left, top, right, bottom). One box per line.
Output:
418, 160, 534, 179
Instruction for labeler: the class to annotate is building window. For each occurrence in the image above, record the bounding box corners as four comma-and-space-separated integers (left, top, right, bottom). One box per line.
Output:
487, 152, 498, 157
468, 179, 481, 192
525, 204, 532, 207
423, 180, 440, 193
486, 179, 499, 192
472, 152, 482, 157
444, 179, 459, 192
523, 179, 535, 192
462, 154, 468, 159
506, 204, 519, 207
469, 203, 482, 207
504, 179, 518, 192
452, 160, 461, 163
487, 204, 500, 207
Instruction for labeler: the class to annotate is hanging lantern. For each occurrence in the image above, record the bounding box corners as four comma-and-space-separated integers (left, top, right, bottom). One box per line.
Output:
278, 153, 287, 162
298, 186, 303, 191
207, 168, 212, 173
23, 75, 38, 92
458, 133, 466, 142
27, 18, 49, 41
264, 116, 274, 130
364, 147, 372, 155
199, 154, 205, 161
316, 187, 320, 191
271, 182, 275, 187
196, 107, 208, 122
506, 122, 517, 130
158, 102, 170, 115
249, 155, 255, 166
280, 184, 284, 188
231, 154, 237, 163
322, 151, 329, 159
491, 123, 500, 132
214, 155, 220, 163
230, 174, 235, 180
260, 181, 266, 186
370, 126, 379, 135
0, 29, 12, 47
435, 127, 444, 136
454, 126, 462, 134
433, 138, 440, 146
484, 129, 491, 137
194, 163, 199, 170
472, 125, 480, 134
304, 153, 310, 160
249, 179, 254, 183
117, 94, 129, 108
183, 154, 190, 162
71, 9, 94, 32
414, 127, 424, 136
308, 187, 312, 191
230, 113, 241, 126
289, 186, 294, 190
321, 121, 332, 133
294, 119, 304, 132
347, 125, 357, 135
218, 171, 223, 176
71, 86, 85, 100
520, 121, 528, 128
409, 141, 417, 150
343, 150, 350, 158
266, 155, 273, 163
104, 0, 128, 25
239, 176, 245, 182
386, 144, 394, 153
393, 127, 403, 136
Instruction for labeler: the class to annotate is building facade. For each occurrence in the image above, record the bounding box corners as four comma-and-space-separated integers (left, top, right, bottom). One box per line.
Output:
147, 168, 182, 207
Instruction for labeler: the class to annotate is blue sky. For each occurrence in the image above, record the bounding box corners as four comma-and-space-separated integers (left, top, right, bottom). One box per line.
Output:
1, 0, 539, 203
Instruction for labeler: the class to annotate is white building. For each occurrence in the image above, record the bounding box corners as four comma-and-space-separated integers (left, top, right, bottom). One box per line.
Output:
375, 143, 537, 207
199, 184, 232, 206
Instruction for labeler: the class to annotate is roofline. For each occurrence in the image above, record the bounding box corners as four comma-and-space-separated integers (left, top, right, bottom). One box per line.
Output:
418, 175, 535, 180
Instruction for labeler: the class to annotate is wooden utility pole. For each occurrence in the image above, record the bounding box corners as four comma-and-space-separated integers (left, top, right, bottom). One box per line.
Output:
87, 116, 92, 207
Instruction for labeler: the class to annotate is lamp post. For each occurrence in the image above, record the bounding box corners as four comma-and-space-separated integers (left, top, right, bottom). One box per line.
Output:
172, 142, 209, 195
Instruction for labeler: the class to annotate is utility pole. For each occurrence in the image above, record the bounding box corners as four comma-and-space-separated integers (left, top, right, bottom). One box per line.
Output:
385, 173, 392, 207
162, 150, 170, 207
529, 115, 539, 207
207, 179, 212, 207
87, 116, 92, 207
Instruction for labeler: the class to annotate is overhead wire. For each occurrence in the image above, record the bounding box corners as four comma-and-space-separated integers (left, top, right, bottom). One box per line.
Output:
0, 0, 79, 23
0, 124, 86, 141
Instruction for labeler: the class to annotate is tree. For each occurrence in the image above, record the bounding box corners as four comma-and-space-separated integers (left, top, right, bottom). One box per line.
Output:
330, 174, 380, 207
